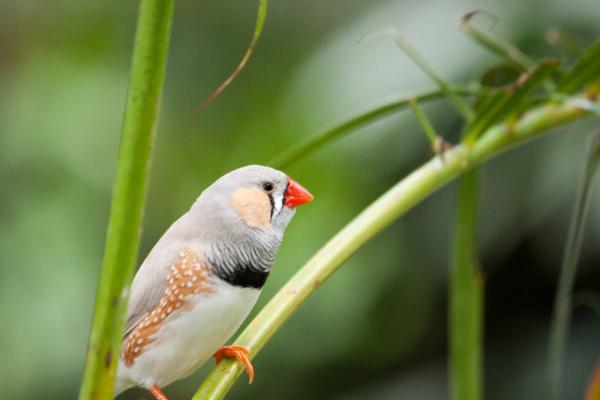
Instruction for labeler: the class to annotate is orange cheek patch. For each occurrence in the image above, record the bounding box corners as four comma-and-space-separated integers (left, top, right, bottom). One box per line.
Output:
122, 250, 214, 367
229, 187, 271, 230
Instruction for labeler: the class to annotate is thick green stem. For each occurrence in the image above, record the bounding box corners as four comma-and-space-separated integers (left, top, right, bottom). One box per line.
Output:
450, 169, 483, 400
193, 98, 592, 400
79, 1, 174, 399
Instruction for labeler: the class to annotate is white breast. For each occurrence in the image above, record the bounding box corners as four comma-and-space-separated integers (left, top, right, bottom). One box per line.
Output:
118, 278, 260, 390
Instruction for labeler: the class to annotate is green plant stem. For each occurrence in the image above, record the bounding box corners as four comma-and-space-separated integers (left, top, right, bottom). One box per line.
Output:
79, 1, 174, 399
388, 30, 474, 120
409, 98, 439, 144
271, 86, 481, 169
548, 133, 600, 400
193, 98, 593, 400
450, 169, 483, 400
196, 0, 268, 111
557, 40, 600, 94
461, 11, 535, 71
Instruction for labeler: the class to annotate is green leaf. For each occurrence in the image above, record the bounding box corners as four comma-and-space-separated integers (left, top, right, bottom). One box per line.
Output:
480, 64, 522, 88
557, 40, 600, 94
465, 59, 561, 141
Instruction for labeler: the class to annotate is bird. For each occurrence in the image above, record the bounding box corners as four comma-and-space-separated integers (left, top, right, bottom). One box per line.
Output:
114, 165, 313, 400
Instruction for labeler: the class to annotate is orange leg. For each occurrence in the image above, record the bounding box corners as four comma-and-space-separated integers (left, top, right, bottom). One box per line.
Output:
214, 345, 255, 383
150, 385, 168, 400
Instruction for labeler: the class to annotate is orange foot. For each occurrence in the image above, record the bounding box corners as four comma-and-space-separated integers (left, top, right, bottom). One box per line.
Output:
150, 385, 168, 400
214, 345, 255, 383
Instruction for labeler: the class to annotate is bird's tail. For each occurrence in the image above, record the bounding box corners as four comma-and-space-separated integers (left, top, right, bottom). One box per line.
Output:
113, 362, 134, 398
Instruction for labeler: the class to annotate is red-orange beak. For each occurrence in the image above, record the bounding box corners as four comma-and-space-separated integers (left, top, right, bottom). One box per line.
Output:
285, 177, 314, 208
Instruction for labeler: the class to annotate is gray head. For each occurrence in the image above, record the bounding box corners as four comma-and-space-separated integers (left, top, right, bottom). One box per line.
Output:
190, 164, 312, 242
182, 165, 313, 289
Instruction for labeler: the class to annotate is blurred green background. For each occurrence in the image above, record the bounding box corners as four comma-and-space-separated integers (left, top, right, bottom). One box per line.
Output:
1, 0, 599, 399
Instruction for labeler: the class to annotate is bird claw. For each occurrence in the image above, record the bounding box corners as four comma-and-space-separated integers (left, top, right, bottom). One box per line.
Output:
150, 385, 169, 400
214, 345, 255, 383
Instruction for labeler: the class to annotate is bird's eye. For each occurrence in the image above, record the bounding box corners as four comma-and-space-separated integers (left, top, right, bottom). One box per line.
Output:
262, 182, 274, 192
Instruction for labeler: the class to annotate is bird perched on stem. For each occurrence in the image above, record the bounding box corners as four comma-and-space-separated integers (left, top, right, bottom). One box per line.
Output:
115, 165, 313, 400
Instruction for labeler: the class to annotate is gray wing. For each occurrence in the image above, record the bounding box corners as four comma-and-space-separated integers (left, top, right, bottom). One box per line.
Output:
123, 233, 187, 338
123, 273, 166, 338
123, 209, 211, 338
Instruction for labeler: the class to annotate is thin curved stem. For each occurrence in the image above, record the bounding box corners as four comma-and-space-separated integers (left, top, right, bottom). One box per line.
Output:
196, 0, 268, 111
193, 97, 593, 400
548, 132, 600, 399
385, 27, 474, 120
270, 86, 481, 169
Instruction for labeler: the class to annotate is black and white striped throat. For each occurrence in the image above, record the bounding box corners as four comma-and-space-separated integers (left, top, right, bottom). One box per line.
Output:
208, 243, 275, 289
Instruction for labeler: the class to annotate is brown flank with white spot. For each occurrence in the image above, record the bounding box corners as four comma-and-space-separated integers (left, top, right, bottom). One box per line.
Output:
122, 250, 214, 367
